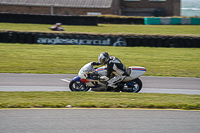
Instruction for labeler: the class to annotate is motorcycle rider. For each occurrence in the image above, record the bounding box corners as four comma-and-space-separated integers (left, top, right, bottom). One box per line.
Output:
48, 23, 65, 31
92, 52, 127, 91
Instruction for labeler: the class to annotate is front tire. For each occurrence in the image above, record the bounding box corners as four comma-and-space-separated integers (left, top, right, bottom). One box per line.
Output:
124, 78, 143, 93
69, 80, 90, 92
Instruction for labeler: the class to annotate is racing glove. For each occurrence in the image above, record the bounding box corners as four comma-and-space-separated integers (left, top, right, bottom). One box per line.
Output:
91, 61, 101, 66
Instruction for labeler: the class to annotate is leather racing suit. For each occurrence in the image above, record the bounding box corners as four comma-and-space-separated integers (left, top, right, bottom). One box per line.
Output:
106, 56, 127, 88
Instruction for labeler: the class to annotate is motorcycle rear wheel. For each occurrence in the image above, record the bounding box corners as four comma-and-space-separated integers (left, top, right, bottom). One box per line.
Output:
124, 78, 142, 93
69, 80, 90, 91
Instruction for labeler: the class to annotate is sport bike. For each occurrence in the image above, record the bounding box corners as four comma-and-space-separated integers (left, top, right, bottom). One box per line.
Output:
69, 62, 146, 93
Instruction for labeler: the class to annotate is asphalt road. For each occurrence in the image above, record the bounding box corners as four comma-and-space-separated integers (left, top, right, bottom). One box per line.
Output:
0, 73, 200, 94
1, 109, 200, 133
1, 74, 200, 133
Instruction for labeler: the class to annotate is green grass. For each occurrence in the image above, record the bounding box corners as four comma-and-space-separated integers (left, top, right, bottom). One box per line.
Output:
0, 92, 199, 110
0, 23, 200, 110
0, 43, 200, 77
0, 23, 200, 35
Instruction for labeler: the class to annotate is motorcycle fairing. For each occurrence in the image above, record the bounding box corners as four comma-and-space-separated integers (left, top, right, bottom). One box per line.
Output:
73, 76, 102, 88
131, 67, 146, 71
73, 76, 81, 81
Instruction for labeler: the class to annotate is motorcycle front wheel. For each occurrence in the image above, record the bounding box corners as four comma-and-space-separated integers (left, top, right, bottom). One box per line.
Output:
124, 78, 142, 93
69, 80, 90, 92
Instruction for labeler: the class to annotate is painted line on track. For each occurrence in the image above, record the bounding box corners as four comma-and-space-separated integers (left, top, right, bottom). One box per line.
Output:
61, 78, 71, 83
1, 108, 199, 111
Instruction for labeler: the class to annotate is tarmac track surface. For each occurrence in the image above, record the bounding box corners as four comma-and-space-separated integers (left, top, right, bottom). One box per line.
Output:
0, 74, 200, 133
0, 73, 200, 94
0, 108, 200, 133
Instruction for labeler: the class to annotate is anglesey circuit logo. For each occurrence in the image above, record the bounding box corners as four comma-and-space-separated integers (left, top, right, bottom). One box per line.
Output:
36, 36, 127, 46
113, 38, 127, 46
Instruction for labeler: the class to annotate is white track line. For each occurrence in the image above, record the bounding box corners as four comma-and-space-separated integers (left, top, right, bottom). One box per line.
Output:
61, 79, 71, 83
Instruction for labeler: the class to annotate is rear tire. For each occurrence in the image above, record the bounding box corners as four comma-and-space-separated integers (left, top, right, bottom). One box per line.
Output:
124, 78, 143, 93
69, 80, 90, 92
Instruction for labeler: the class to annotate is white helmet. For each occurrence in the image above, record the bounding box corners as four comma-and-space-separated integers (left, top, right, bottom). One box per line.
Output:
98, 52, 110, 65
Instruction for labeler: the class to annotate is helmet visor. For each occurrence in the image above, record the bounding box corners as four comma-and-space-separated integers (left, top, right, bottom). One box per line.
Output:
98, 55, 105, 65
100, 59, 104, 64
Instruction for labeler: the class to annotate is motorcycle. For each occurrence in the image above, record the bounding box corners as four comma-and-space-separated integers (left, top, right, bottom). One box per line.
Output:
48, 26, 65, 31
69, 62, 146, 93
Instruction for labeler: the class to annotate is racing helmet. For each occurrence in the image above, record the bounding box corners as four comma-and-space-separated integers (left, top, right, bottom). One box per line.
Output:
98, 52, 110, 65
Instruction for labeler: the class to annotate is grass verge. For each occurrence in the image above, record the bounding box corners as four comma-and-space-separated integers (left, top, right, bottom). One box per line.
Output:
0, 92, 199, 110
0, 23, 200, 36
0, 43, 200, 77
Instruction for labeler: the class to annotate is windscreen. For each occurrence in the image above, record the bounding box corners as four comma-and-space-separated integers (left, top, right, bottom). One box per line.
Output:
79, 62, 95, 74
